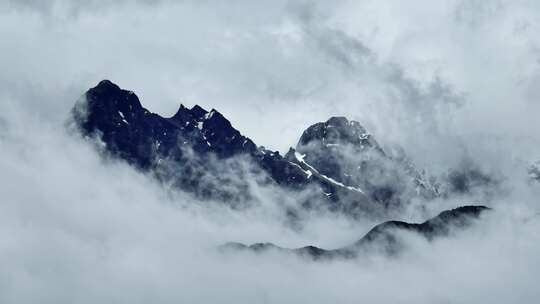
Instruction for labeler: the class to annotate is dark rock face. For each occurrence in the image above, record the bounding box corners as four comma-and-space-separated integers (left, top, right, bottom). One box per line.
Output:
222, 205, 490, 260
293, 116, 385, 186
285, 116, 438, 210
71, 80, 437, 214
75, 80, 261, 166
73, 80, 316, 204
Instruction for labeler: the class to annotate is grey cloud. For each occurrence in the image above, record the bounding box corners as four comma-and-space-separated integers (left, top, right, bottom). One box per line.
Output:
288, 2, 465, 148
2, 0, 540, 303
3, 0, 167, 16
454, 0, 506, 28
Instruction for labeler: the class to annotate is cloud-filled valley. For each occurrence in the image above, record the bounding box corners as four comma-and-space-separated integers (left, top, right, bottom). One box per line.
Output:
2, 0, 540, 303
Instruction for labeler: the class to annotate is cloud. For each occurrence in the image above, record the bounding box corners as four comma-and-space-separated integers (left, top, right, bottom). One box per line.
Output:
1, 103, 540, 303
2, 0, 540, 303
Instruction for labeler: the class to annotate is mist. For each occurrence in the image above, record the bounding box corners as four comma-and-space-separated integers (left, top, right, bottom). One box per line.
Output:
1, 0, 540, 303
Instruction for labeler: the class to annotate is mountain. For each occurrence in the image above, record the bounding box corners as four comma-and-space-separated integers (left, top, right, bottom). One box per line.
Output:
71, 80, 435, 214
285, 116, 439, 210
222, 205, 490, 259
72, 80, 317, 204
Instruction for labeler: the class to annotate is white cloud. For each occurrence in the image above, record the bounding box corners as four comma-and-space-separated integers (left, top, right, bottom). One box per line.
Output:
2, 1, 540, 303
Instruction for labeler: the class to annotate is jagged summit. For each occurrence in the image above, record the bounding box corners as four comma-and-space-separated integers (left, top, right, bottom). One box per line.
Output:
97, 79, 118, 88
288, 116, 438, 209
72, 80, 436, 216
297, 116, 381, 153
78, 81, 257, 158
190, 104, 209, 119
170, 104, 191, 121
81, 80, 135, 113
72, 80, 316, 203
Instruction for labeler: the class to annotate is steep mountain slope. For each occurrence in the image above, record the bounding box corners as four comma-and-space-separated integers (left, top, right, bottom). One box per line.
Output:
72, 80, 317, 203
71, 80, 439, 215
285, 116, 439, 209
223, 205, 490, 259
73, 81, 381, 208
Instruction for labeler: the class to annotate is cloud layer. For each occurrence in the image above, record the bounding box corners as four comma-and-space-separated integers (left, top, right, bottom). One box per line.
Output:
2, 0, 540, 303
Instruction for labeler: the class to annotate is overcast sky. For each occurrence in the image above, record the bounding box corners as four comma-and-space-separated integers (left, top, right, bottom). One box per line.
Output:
3, 0, 540, 160
1, 1, 540, 303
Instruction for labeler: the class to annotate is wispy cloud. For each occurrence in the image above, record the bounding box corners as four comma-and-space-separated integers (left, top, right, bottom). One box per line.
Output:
2, 0, 540, 303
